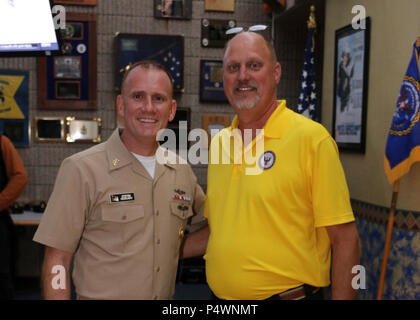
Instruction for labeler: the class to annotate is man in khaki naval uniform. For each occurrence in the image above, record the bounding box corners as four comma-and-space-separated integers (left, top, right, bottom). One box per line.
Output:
33, 61, 209, 300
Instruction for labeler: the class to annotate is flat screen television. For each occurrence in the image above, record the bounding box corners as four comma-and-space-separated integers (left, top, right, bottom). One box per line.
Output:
0, 0, 61, 57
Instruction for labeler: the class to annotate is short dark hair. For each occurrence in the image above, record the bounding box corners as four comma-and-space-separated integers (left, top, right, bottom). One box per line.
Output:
121, 60, 174, 96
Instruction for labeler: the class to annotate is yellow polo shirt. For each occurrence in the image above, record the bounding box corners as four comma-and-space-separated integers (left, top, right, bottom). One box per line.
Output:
203, 100, 354, 300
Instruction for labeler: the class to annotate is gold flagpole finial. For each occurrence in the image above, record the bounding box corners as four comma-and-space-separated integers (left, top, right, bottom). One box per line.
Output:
307, 5, 316, 29
416, 34, 420, 47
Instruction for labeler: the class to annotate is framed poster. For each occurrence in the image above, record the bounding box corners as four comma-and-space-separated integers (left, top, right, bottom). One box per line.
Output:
115, 33, 184, 92
37, 12, 97, 110
332, 17, 370, 153
0, 69, 29, 147
204, 0, 235, 12
154, 0, 192, 20
200, 60, 227, 103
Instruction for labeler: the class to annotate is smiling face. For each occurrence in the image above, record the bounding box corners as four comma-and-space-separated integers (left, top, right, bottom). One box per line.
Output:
223, 32, 281, 121
117, 65, 176, 154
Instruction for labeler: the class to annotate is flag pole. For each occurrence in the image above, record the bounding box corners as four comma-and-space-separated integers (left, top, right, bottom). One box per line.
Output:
377, 179, 400, 300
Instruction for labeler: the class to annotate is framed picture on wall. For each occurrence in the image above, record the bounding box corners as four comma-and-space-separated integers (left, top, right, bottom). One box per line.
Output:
332, 17, 370, 153
154, 0, 192, 20
200, 60, 228, 103
37, 12, 97, 110
115, 33, 184, 93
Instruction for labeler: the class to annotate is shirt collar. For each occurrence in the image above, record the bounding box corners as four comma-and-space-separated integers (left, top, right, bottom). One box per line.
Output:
105, 129, 176, 172
230, 100, 292, 139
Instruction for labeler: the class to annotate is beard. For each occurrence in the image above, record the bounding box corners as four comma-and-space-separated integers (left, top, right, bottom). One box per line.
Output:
231, 80, 260, 110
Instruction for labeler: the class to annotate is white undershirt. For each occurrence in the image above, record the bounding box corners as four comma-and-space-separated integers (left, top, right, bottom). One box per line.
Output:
132, 153, 156, 179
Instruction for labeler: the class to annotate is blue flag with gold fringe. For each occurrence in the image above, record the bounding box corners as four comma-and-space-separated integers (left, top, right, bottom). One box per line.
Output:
385, 41, 420, 184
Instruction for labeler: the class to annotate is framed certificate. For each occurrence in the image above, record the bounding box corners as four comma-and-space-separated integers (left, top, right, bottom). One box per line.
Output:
37, 12, 97, 110
200, 60, 227, 103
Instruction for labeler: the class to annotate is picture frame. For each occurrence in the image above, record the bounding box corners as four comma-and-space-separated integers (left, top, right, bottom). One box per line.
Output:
332, 17, 370, 153
53, 0, 97, 6
154, 0, 192, 20
202, 114, 231, 146
114, 33, 184, 93
65, 116, 101, 143
201, 19, 236, 48
33, 117, 66, 143
37, 12, 97, 110
200, 60, 228, 103
204, 0, 235, 12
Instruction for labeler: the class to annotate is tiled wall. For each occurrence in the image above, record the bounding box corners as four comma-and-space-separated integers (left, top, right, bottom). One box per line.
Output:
352, 199, 420, 299
0, 0, 271, 203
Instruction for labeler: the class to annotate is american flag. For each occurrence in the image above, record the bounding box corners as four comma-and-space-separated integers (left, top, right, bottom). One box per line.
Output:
297, 26, 317, 121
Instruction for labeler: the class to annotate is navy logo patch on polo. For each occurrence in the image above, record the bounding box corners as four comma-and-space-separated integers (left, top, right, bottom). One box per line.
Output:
258, 151, 276, 170
110, 193, 135, 203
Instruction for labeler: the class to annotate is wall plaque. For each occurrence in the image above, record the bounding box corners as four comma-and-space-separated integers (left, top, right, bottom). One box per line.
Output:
201, 19, 236, 48
200, 60, 227, 103
37, 12, 97, 110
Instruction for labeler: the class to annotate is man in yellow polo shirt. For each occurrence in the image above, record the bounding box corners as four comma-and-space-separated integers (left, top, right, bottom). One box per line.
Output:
203, 31, 360, 300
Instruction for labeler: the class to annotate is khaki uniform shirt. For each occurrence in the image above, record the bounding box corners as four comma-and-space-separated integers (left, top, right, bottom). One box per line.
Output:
33, 129, 206, 299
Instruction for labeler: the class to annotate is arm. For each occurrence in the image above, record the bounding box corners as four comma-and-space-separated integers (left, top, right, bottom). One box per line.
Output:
0, 135, 28, 211
41, 246, 73, 300
180, 225, 209, 259
325, 221, 360, 300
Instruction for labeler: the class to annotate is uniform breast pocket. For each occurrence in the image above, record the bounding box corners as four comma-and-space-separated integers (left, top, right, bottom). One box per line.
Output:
100, 204, 145, 253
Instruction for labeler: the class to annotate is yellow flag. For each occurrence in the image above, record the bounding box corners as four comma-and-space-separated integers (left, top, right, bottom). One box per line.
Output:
0, 75, 25, 119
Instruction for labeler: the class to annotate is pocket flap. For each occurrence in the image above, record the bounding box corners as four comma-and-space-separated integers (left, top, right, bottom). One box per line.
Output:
101, 205, 144, 223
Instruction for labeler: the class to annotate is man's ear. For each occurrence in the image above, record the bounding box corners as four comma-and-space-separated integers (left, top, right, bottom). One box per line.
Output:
169, 99, 177, 122
274, 62, 282, 84
116, 94, 124, 118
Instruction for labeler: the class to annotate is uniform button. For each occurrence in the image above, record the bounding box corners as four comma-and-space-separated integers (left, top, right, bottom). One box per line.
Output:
121, 215, 127, 220
156, 239, 160, 245
179, 228, 184, 239
156, 266, 160, 272
156, 210, 159, 216
153, 295, 158, 300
